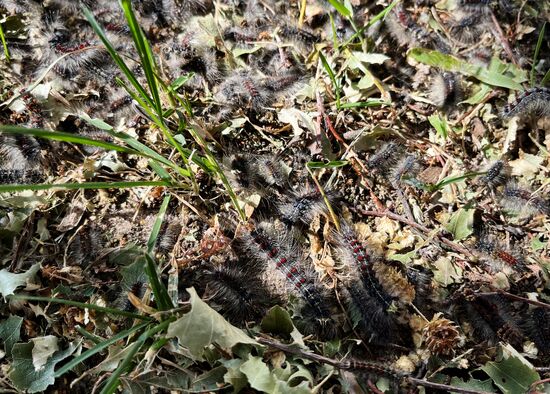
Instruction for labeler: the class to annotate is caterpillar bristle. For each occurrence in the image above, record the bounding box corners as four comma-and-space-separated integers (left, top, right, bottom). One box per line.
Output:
502, 87, 550, 120
428, 72, 462, 108
201, 260, 273, 325
480, 160, 510, 189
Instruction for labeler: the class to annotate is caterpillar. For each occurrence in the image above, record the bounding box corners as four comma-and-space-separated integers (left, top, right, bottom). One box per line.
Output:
428, 72, 462, 108
449, 14, 489, 44
384, 4, 432, 49
277, 188, 336, 228
502, 87, 550, 120
479, 160, 509, 189
332, 221, 406, 344
201, 260, 274, 325
501, 182, 550, 217
456, 0, 491, 13
391, 154, 420, 186
223, 153, 287, 198
528, 308, 550, 357
366, 142, 402, 174
215, 70, 302, 112
475, 234, 525, 273
234, 221, 337, 338
156, 219, 183, 254
67, 224, 105, 266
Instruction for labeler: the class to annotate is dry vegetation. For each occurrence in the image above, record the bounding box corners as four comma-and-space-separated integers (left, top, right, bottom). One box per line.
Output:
0, 0, 549, 393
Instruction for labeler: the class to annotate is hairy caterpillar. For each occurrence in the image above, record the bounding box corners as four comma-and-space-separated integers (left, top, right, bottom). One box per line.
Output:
277, 188, 337, 227
429, 72, 462, 108
366, 142, 401, 174
223, 153, 287, 197
156, 219, 182, 254
332, 221, 405, 344
456, 0, 491, 13
201, 260, 274, 325
385, 4, 431, 48
391, 154, 420, 186
453, 295, 524, 349
215, 70, 302, 112
67, 224, 105, 266
528, 308, 550, 357
449, 14, 489, 44
501, 183, 550, 217
479, 160, 509, 189
502, 87, 550, 120
475, 233, 525, 273
234, 221, 337, 338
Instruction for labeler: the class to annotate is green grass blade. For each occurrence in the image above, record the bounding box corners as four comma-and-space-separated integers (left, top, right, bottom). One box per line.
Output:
531, 22, 546, 87
429, 171, 485, 192
7, 295, 153, 320
326, 0, 351, 18
340, 99, 390, 109
0, 125, 140, 154
0, 181, 172, 194
100, 318, 173, 394
0, 21, 10, 61
367, 0, 399, 28
147, 194, 170, 254
81, 5, 154, 109
187, 122, 246, 221
144, 254, 174, 311
120, 0, 162, 115
54, 321, 150, 378
542, 68, 550, 86
319, 51, 341, 109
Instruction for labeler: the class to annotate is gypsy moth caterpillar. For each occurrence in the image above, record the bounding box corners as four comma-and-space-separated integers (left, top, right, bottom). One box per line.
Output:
391, 154, 420, 186
385, 4, 431, 48
479, 160, 509, 189
223, 153, 287, 197
234, 221, 336, 337
277, 188, 337, 227
454, 295, 524, 349
67, 224, 104, 266
475, 233, 525, 273
215, 70, 302, 112
528, 308, 550, 357
501, 182, 550, 216
366, 142, 401, 174
502, 87, 550, 120
449, 14, 489, 44
343, 282, 401, 345
156, 219, 182, 254
428, 72, 462, 108
201, 260, 274, 324
456, 0, 491, 13
371, 261, 416, 305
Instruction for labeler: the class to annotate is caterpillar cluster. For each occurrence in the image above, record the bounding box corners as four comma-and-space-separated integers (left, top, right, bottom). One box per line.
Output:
365, 142, 420, 187
476, 160, 550, 217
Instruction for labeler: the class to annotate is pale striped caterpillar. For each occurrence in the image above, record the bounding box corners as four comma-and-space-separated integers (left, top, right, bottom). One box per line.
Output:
502, 87, 550, 120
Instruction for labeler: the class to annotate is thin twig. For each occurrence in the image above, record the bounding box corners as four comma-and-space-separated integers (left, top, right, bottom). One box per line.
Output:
474, 290, 550, 310
356, 209, 476, 260
257, 337, 494, 394
489, 10, 519, 66
529, 377, 550, 394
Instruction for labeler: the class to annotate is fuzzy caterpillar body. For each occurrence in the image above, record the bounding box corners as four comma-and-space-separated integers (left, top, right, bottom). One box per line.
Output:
502, 87, 550, 119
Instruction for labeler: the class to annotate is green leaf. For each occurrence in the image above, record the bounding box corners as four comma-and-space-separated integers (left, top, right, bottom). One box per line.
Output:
261, 306, 295, 337
144, 253, 173, 311
444, 207, 474, 241
481, 344, 540, 394
0, 315, 23, 357
433, 257, 463, 286
428, 113, 449, 140
8, 341, 77, 393
166, 288, 257, 361
222, 359, 248, 393
530, 22, 546, 87
408, 48, 525, 90
31, 336, 59, 371
450, 376, 495, 393
0, 263, 40, 299
147, 195, 171, 254
240, 356, 276, 392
